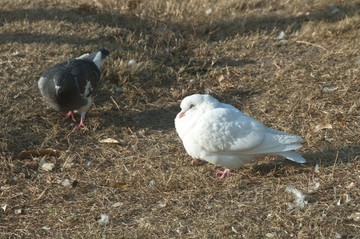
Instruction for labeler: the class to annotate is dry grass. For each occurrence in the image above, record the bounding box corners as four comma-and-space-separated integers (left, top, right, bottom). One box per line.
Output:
1, 0, 360, 238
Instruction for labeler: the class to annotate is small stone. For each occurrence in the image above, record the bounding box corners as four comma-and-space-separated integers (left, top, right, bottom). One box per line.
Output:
61, 179, 72, 187
128, 59, 136, 66
286, 204, 295, 211
335, 232, 342, 238
276, 31, 286, 40
112, 202, 123, 208
355, 56, 360, 64
85, 161, 91, 168
322, 87, 338, 93
40, 163, 55, 171
314, 164, 319, 173
266, 233, 276, 238
63, 162, 73, 169
331, 8, 340, 14
15, 208, 23, 214
148, 179, 155, 188
99, 213, 109, 225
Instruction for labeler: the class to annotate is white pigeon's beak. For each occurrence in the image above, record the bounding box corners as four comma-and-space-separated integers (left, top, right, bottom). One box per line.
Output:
178, 112, 185, 119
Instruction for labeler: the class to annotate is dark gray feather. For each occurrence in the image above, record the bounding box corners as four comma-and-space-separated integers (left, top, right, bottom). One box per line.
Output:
38, 49, 109, 113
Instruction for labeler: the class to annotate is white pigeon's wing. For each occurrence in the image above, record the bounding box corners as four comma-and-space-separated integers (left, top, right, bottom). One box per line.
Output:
193, 108, 266, 153
193, 107, 303, 156
242, 126, 303, 155
241, 131, 302, 154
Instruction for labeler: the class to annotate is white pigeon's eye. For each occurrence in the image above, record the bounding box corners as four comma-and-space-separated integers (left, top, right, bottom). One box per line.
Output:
189, 104, 194, 109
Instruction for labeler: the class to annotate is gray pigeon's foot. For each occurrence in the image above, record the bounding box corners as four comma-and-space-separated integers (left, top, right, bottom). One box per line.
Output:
64, 111, 76, 122
77, 117, 87, 128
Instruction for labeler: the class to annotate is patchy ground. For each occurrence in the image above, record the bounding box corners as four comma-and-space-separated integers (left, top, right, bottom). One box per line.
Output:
1, 0, 360, 238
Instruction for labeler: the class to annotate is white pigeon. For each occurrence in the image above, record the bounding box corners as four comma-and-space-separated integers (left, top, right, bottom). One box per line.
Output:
175, 94, 306, 179
38, 48, 110, 128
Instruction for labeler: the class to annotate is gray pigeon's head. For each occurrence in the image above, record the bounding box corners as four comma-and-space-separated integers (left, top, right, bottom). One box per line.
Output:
52, 71, 75, 103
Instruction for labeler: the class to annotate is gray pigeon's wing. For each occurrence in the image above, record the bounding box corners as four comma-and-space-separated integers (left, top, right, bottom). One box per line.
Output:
68, 59, 100, 98
38, 59, 100, 112
38, 49, 109, 115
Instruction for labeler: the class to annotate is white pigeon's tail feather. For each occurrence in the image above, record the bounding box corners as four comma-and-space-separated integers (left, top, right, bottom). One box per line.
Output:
277, 151, 306, 163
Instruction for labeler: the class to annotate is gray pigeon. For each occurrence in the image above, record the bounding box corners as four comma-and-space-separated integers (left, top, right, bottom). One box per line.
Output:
38, 49, 110, 127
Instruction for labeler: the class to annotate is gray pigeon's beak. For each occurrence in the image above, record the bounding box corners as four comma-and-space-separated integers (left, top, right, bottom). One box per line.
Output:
178, 112, 185, 119
55, 85, 60, 95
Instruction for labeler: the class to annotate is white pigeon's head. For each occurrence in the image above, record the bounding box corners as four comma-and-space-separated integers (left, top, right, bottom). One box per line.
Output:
175, 94, 219, 140
177, 94, 219, 119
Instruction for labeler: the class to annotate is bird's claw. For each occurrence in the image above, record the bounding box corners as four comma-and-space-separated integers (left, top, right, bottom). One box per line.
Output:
208, 169, 236, 180
64, 111, 76, 122
76, 117, 87, 129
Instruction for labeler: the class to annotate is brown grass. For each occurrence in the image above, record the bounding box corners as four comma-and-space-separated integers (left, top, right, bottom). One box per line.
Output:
1, 0, 360, 238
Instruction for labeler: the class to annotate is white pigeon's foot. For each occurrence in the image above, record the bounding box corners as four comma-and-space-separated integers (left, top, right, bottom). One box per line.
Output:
215, 169, 235, 180
64, 111, 76, 122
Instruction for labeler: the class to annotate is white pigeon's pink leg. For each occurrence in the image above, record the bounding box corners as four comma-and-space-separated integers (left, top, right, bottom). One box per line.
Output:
215, 169, 235, 180
64, 111, 76, 122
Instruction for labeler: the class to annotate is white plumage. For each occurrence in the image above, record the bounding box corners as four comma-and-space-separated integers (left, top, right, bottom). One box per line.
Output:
175, 94, 305, 179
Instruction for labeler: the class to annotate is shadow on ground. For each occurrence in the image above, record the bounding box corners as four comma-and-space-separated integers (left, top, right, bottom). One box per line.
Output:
251, 144, 360, 177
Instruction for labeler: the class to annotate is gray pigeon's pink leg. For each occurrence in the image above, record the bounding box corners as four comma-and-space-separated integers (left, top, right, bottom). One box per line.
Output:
77, 112, 87, 128
64, 111, 76, 122
77, 117, 86, 128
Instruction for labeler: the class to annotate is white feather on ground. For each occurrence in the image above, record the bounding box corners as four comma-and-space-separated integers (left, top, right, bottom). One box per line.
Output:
285, 186, 308, 209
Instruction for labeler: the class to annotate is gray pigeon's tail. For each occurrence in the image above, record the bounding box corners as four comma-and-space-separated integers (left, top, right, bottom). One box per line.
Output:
92, 49, 109, 69
98, 49, 110, 60
76, 49, 110, 62
76, 49, 110, 70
